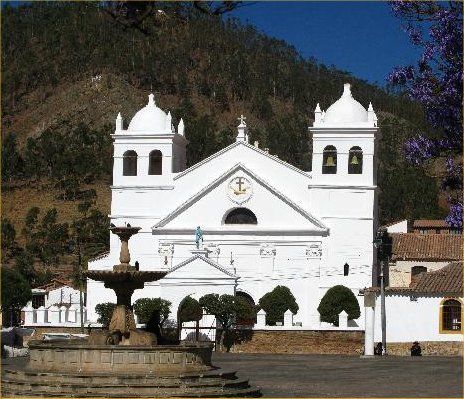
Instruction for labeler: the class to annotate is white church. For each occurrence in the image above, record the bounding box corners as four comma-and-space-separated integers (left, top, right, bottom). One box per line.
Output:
86, 83, 379, 329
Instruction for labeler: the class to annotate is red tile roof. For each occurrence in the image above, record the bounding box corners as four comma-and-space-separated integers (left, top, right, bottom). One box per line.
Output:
413, 219, 452, 228
391, 233, 462, 261
35, 278, 76, 291
409, 262, 462, 294
365, 262, 463, 295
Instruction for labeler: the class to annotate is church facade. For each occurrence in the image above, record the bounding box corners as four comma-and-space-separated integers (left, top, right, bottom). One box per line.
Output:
87, 83, 379, 329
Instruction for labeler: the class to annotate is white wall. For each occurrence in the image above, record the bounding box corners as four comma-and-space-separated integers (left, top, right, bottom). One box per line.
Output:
373, 294, 463, 342
386, 220, 408, 233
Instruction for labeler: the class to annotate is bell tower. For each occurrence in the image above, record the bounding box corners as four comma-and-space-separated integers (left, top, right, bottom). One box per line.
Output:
310, 83, 378, 187
111, 94, 188, 187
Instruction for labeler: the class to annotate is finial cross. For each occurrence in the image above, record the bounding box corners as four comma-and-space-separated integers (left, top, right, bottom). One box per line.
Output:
238, 114, 246, 125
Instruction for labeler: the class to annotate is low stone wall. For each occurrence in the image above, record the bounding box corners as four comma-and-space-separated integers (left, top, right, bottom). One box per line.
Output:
28, 340, 213, 374
230, 330, 364, 355
387, 341, 463, 356
229, 330, 462, 356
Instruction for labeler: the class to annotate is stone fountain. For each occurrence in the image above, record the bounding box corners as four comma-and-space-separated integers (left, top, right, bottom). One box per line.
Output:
2, 227, 260, 397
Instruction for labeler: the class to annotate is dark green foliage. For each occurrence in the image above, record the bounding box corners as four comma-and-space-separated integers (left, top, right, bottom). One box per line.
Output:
22, 207, 70, 268
1, 218, 17, 257
14, 249, 35, 282
95, 302, 117, 328
377, 114, 445, 223
199, 293, 255, 351
133, 297, 172, 334
20, 123, 112, 198
258, 285, 299, 326
1, 133, 23, 181
317, 285, 361, 326
178, 296, 203, 323
71, 203, 110, 259
1, 268, 32, 312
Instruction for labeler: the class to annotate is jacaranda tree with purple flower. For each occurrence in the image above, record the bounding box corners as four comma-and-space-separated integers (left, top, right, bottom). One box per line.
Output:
388, 1, 462, 226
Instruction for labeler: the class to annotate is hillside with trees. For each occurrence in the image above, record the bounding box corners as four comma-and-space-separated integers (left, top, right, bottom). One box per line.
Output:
1, 2, 445, 281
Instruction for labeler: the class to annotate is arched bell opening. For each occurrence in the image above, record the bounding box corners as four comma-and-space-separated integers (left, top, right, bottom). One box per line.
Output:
348, 146, 363, 174
123, 150, 137, 176
322, 145, 337, 174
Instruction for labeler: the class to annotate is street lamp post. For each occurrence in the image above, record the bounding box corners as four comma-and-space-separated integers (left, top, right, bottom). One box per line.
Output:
374, 228, 392, 356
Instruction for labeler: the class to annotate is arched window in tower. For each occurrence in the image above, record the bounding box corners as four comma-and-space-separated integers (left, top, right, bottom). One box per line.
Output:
441, 299, 462, 332
348, 146, 363, 174
224, 208, 257, 225
123, 150, 137, 176
148, 150, 163, 175
322, 145, 337, 174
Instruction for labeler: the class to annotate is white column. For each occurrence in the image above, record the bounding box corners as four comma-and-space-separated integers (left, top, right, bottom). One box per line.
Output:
59, 306, 67, 323
363, 292, 376, 357
22, 305, 34, 325
67, 305, 77, 323
284, 310, 294, 327
48, 305, 60, 325
338, 310, 348, 329
256, 309, 266, 328
36, 306, 46, 324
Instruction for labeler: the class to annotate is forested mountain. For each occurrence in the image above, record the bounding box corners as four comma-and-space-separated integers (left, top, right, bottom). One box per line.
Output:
1, 2, 444, 278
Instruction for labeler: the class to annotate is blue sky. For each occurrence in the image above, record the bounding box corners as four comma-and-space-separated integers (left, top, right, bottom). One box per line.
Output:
230, 1, 422, 86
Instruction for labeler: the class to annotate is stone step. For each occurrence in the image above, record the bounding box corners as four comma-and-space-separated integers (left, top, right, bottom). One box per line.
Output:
1, 376, 250, 390
1, 385, 261, 398
2, 369, 238, 385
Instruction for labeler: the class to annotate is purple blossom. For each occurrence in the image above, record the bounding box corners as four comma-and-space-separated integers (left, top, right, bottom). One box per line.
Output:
403, 135, 438, 166
445, 201, 463, 227
389, 1, 463, 225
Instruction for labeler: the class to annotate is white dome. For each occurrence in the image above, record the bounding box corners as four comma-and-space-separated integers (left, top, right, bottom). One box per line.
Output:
323, 84, 368, 124
128, 94, 167, 132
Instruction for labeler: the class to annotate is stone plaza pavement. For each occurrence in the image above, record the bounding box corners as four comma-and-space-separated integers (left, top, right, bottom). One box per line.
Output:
2, 353, 462, 397
212, 352, 463, 397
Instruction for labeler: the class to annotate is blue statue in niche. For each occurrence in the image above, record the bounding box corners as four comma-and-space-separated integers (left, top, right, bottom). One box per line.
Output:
195, 226, 203, 249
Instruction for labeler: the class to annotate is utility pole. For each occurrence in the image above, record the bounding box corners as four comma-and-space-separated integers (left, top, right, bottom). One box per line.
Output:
380, 256, 387, 355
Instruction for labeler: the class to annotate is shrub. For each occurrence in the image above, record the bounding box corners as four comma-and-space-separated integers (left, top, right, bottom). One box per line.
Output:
317, 285, 361, 326
258, 286, 299, 326
133, 297, 171, 334
95, 302, 116, 328
177, 296, 203, 323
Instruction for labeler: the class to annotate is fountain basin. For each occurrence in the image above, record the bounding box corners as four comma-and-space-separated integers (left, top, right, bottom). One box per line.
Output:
26, 339, 213, 374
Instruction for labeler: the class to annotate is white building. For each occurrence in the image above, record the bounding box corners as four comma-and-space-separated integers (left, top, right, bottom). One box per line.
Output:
363, 262, 462, 355
87, 83, 379, 329
21, 278, 87, 327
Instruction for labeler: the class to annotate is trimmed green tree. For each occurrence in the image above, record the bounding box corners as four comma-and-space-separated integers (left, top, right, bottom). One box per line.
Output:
133, 297, 171, 335
1, 268, 32, 326
199, 294, 255, 351
177, 296, 203, 341
258, 285, 299, 326
178, 296, 202, 323
317, 285, 361, 326
95, 302, 116, 329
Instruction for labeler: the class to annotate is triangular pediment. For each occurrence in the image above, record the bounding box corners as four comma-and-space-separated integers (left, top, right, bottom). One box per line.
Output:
164, 255, 237, 281
152, 163, 327, 233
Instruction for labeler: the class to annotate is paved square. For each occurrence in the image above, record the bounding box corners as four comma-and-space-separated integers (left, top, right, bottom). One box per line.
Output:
212, 353, 463, 397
